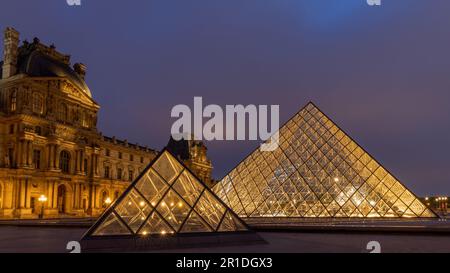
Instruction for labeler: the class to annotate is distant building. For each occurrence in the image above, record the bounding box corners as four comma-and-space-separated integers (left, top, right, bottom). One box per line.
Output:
420, 196, 449, 216
0, 27, 212, 219
166, 135, 214, 188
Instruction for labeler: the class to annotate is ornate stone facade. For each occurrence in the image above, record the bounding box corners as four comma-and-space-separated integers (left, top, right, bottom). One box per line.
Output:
0, 27, 212, 219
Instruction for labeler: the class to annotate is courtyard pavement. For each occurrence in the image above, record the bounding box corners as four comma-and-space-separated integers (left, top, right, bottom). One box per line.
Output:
1, 226, 450, 253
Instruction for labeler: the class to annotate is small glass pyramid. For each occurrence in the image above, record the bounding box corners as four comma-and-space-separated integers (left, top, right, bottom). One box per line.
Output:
85, 150, 249, 237
213, 102, 437, 218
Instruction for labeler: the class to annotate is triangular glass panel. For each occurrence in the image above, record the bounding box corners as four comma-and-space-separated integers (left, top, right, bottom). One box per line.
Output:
180, 211, 213, 233
85, 150, 250, 239
213, 102, 436, 218
92, 213, 131, 236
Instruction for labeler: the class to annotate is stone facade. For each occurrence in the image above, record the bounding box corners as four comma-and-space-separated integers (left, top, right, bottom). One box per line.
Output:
0, 27, 212, 219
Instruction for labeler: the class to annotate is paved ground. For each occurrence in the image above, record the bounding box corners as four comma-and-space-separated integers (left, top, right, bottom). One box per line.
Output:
1, 226, 450, 253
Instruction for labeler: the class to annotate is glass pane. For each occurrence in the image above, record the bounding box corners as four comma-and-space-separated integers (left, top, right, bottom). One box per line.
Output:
138, 212, 174, 235
194, 191, 226, 229
92, 213, 131, 236
135, 169, 169, 206
172, 170, 203, 206
152, 151, 183, 184
115, 189, 152, 233
180, 211, 212, 233
156, 189, 190, 231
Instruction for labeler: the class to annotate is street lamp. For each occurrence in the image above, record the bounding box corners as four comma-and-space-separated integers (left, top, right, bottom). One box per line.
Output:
104, 197, 112, 206
38, 195, 47, 219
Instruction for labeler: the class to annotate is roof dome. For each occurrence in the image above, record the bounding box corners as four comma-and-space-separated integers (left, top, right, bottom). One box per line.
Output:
17, 44, 92, 98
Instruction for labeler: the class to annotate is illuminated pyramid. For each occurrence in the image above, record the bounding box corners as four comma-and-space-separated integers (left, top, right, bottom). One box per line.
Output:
213, 102, 437, 219
82, 150, 259, 251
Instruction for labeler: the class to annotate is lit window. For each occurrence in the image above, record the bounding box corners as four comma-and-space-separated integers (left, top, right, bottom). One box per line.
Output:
59, 103, 68, 121
33, 150, 41, 169
32, 92, 44, 114
104, 166, 110, 178
129, 170, 133, 181
59, 150, 71, 173
10, 90, 17, 112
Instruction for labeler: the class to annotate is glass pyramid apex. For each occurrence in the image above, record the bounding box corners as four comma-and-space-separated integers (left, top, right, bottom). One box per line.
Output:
84, 149, 250, 238
213, 102, 437, 218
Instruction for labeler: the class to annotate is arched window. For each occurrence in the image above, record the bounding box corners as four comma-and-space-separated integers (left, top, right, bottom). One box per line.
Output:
10, 90, 17, 112
32, 92, 44, 114
59, 150, 71, 173
59, 103, 68, 122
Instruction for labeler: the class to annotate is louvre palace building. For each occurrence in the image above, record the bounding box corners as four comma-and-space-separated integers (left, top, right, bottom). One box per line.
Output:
0, 27, 212, 219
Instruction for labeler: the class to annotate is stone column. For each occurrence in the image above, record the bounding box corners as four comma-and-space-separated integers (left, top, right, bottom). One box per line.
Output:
47, 144, 54, 170
19, 179, 26, 208
80, 151, 85, 174
27, 140, 33, 167
17, 140, 22, 167
55, 146, 60, 170
25, 179, 30, 208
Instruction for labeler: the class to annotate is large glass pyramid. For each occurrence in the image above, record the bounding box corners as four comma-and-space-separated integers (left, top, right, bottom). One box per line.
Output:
213, 102, 437, 218
84, 150, 249, 238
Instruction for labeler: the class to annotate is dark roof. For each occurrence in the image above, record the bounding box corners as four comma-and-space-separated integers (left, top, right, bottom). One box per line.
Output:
166, 135, 207, 161
17, 50, 92, 97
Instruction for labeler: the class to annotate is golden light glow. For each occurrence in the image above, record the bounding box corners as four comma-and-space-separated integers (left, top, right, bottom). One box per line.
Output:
139, 201, 145, 207
104, 197, 112, 204
334, 177, 339, 182
161, 230, 166, 235
178, 202, 183, 208
142, 231, 148, 235
38, 195, 47, 203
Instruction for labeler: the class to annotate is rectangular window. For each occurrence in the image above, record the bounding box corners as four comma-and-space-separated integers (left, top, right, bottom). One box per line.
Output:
105, 149, 110, 157
31, 197, 36, 213
35, 126, 42, 136
8, 148, 14, 167
118, 152, 122, 159
117, 168, 122, 180
33, 150, 41, 169
130, 154, 134, 161
84, 159, 88, 174
9, 124, 14, 134
140, 157, 144, 163
104, 166, 110, 178
129, 170, 133, 181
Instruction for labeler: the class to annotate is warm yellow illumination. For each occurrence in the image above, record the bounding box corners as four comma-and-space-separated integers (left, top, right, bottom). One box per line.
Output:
178, 202, 183, 208
104, 197, 112, 205
142, 231, 148, 235
38, 195, 47, 203
170, 202, 174, 207
161, 230, 166, 235
139, 201, 145, 207
151, 202, 156, 206
334, 177, 339, 182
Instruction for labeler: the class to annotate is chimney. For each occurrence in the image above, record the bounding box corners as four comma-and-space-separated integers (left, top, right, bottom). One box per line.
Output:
2, 27, 20, 79
73, 63, 87, 79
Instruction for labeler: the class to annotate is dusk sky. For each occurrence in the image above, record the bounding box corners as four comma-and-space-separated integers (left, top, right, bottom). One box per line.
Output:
1, 0, 449, 195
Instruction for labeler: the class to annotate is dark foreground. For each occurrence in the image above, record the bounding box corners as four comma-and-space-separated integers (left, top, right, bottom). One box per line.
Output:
0, 226, 450, 253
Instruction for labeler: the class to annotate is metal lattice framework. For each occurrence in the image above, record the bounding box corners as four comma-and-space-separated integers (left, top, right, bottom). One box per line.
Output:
213, 102, 437, 218
84, 150, 248, 237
